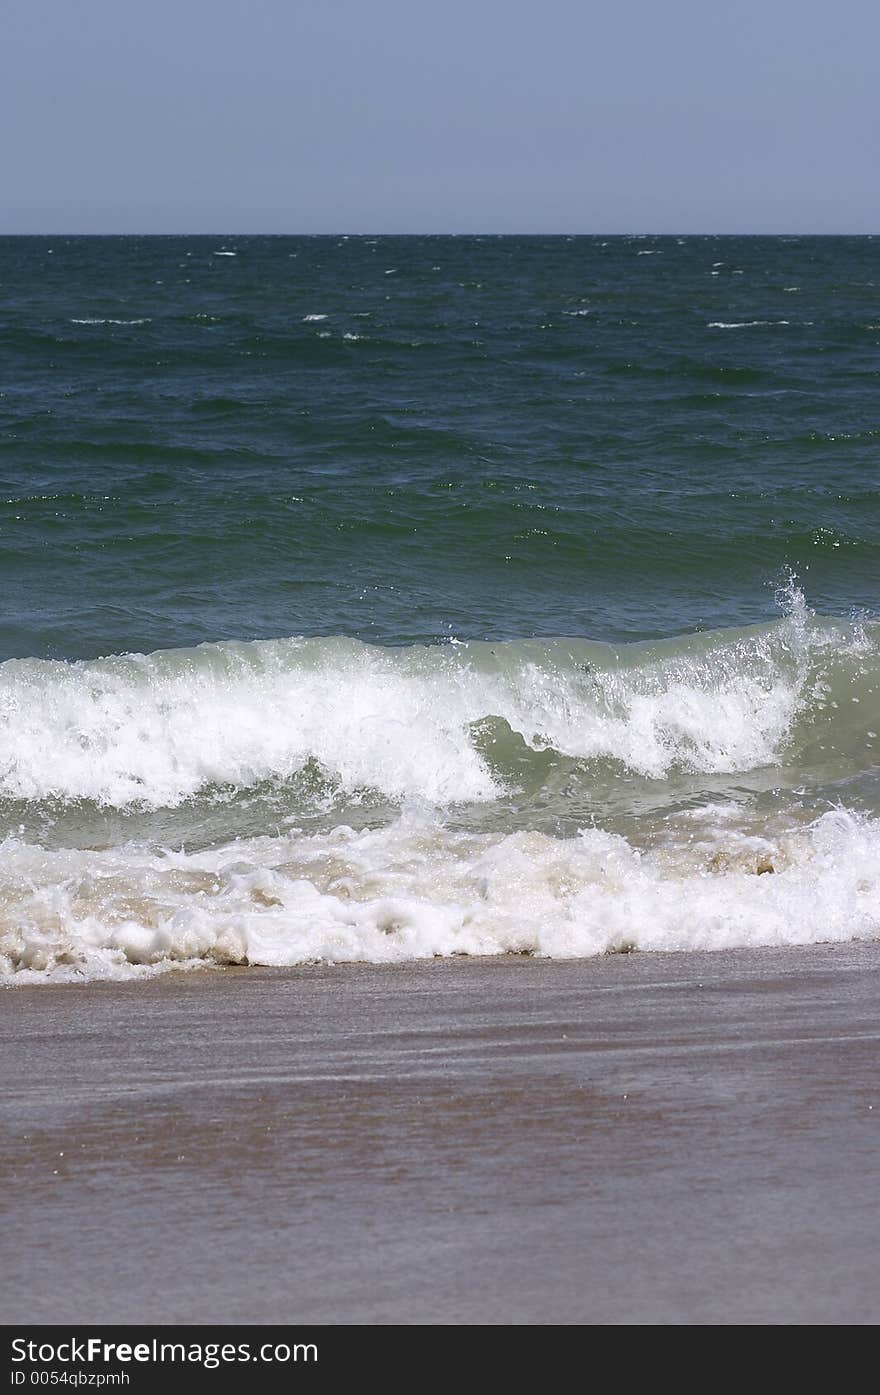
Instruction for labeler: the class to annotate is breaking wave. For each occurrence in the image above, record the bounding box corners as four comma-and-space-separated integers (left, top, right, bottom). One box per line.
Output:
0, 594, 876, 812
4, 587, 879, 983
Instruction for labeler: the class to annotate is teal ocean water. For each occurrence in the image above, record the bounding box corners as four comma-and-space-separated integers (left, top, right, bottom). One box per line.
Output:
2, 235, 879, 980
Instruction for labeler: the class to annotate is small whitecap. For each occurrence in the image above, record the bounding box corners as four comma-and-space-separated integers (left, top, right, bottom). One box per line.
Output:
707, 320, 789, 329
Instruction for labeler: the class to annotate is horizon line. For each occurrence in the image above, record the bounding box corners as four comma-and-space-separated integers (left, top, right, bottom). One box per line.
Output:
0, 230, 876, 239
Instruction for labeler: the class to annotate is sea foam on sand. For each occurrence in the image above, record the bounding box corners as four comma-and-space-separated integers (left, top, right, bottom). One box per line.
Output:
3, 808, 879, 983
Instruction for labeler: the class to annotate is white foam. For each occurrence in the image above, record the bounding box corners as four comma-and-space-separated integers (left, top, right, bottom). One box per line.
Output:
302, 314, 328, 321
708, 321, 790, 329
0, 639, 496, 808
3, 809, 879, 983
70, 318, 150, 326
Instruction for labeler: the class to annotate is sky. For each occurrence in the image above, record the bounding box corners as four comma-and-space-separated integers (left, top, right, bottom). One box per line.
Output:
2, 0, 878, 233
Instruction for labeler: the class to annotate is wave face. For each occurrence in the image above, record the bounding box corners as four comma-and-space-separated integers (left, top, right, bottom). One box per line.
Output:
2, 592, 880, 982
1, 599, 877, 811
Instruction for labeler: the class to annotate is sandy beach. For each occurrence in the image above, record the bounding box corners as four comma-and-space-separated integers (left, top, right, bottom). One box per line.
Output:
3, 943, 879, 1325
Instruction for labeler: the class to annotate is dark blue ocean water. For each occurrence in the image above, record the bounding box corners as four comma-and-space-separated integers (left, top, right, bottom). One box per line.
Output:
2, 234, 878, 661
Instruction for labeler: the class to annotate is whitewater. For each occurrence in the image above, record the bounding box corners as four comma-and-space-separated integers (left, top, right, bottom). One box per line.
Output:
3, 590, 879, 982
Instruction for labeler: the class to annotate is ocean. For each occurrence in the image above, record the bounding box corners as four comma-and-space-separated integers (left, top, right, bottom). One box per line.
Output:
2, 233, 879, 983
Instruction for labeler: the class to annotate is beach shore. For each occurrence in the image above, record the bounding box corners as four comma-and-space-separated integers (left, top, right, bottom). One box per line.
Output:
3, 943, 879, 1325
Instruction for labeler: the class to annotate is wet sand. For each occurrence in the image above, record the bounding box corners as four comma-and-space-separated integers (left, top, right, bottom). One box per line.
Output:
3, 943, 880, 1325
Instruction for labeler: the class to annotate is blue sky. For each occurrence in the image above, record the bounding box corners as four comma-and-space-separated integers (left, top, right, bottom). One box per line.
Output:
2, 0, 877, 232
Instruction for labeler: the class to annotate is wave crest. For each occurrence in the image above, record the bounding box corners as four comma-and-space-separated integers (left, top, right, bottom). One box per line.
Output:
0, 601, 876, 811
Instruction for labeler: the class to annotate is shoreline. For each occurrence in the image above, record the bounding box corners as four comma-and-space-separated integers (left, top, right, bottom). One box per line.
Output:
3, 941, 880, 1324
